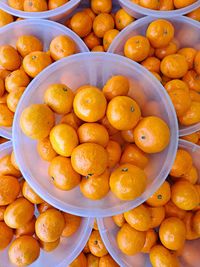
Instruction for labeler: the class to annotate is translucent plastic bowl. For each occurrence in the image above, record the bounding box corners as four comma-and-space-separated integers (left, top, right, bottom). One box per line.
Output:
0, 19, 89, 140
0, 0, 81, 21
0, 141, 94, 267
13, 52, 178, 218
98, 139, 200, 267
118, 0, 200, 18
109, 16, 200, 137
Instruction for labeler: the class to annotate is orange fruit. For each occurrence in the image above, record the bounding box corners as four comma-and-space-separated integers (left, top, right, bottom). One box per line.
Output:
164, 200, 186, 220
62, 212, 81, 237
106, 140, 121, 168
5, 69, 30, 93
23, 51, 52, 78
71, 143, 108, 177
78, 122, 109, 147
100, 115, 118, 135
182, 165, 198, 184
80, 169, 110, 200
89, 230, 108, 257
148, 206, 165, 228
164, 79, 189, 93
141, 56, 161, 73
8, 236, 40, 266
99, 255, 119, 267
139, 0, 160, 9
7, 87, 26, 112
73, 85, 107, 122
83, 8, 96, 22
0, 206, 6, 221
60, 112, 82, 130
92, 45, 105, 52
182, 133, 199, 144
187, 7, 200, 21
37, 136, 57, 162
178, 47, 197, 70
103, 75, 129, 100
0, 221, 13, 250
171, 180, 199, 210
112, 213, 126, 227
155, 41, 178, 60
134, 116, 170, 153
150, 245, 179, 267
174, 0, 196, 9
93, 13, 114, 38
16, 35, 43, 57
179, 101, 200, 126
103, 29, 119, 51
121, 128, 135, 143
37, 202, 53, 214
169, 88, 191, 117
107, 96, 141, 130
22, 181, 43, 204
120, 143, 149, 169
115, 8, 134, 31
91, 0, 112, 14
40, 238, 60, 252
0, 78, 5, 97
0, 45, 21, 71
93, 218, 98, 230
0, 10, 13, 27
146, 181, 171, 207
161, 54, 188, 78
124, 204, 151, 231
110, 163, 147, 201
194, 51, 200, 74
15, 216, 36, 238
71, 11, 93, 38
84, 32, 101, 50
183, 212, 199, 240
69, 252, 87, 267
50, 35, 76, 60
4, 197, 34, 229
48, 156, 80, 190
192, 210, 200, 236
124, 35, 150, 62
0, 154, 21, 177
0, 69, 11, 81
35, 208, 65, 242
189, 90, 200, 102
183, 70, 200, 92
48, 0, 69, 9
83, 241, 90, 253
151, 71, 162, 82
159, 217, 186, 250
117, 223, 146, 255
141, 229, 158, 253
146, 19, 174, 48
44, 83, 74, 114
170, 149, 193, 177
20, 103, 55, 140
23, 0, 48, 11
159, 0, 174, 10
110, 131, 126, 147
0, 92, 8, 104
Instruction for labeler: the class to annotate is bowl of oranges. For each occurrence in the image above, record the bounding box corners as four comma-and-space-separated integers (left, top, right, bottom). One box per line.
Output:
98, 138, 200, 267
13, 52, 178, 217
0, 18, 88, 139
0, 0, 81, 21
109, 16, 200, 136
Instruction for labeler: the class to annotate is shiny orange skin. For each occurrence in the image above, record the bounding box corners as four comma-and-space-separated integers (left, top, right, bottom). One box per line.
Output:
16, 35, 43, 57
183, 70, 200, 92
164, 79, 189, 93
4, 197, 34, 229
103, 29, 119, 51
164, 201, 186, 220
15, 216, 36, 238
37, 137, 57, 162
115, 8, 134, 31
182, 165, 198, 184
141, 56, 161, 73
91, 45, 105, 52
121, 129, 135, 143
83, 8, 96, 22
112, 214, 126, 227
103, 75, 129, 101
60, 112, 82, 130
171, 180, 199, 210
48, 0, 69, 10
146, 19, 175, 48
192, 210, 200, 236
93, 13, 114, 38
99, 255, 119, 267
183, 212, 199, 240
0, 221, 13, 250
8, 236, 40, 267
84, 32, 101, 50
140, 0, 160, 9
50, 35, 76, 61
124, 35, 150, 62
179, 101, 200, 126
71, 143, 108, 177
91, 0, 112, 14
80, 169, 110, 200
7, 87, 26, 112
150, 245, 178, 267
155, 41, 178, 59
62, 213, 81, 237
49, 156, 80, 191
89, 230, 108, 257
71, 11, 93, 38
174, 0, 196, 9
0, 154, 21, 177
120, 144, 149, 169
170, 149, 193, 177
141, 229, 158, 253
161, 54, 188, 78
0, 175, 20, 206
0, 45, 21, 71
23, 51, 52, 78
69, 252, 87, 267
178, 47, 197, 70
187, 7, 200, 21
107, 96, 141, 131
134, 116, 170, 153
5, 69, 30, 93
117, 223, 146, 255
146, 181, 171, 207
37, 202, 53, 214
110, 163, 147, 201
106, 140, 121, 168
148, 206, 165, 228
23, 0, 48, 11
159, 0, 174, 10
22, 181, 43, 204
0, 10, 13, 27
35, 209, 65, 242
100, 115, 118, 136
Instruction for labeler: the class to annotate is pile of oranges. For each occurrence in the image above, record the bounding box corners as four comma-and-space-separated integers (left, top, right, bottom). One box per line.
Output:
113, 147, 200, 266
0, 33, 77, 128
19, 75, 170, 201
123, 18, 200, 127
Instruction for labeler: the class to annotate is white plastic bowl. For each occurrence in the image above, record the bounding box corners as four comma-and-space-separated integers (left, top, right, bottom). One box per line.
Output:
108, 16, 200, 137
0, 19, 89, 140
118, 0, 200, 18
0, 141, 94, 267
13, 52, 178, 218
98, 139, 200, 267
0, 0, 81, 21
